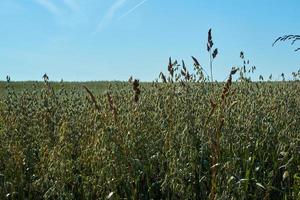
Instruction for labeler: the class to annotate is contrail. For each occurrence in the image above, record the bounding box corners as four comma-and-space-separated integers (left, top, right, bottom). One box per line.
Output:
118, 0, 148, 20
63, 0, 79, 12
92, 0, 127, 34
34, 0, 60, 16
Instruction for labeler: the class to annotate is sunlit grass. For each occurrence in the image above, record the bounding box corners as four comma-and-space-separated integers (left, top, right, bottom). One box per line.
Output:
0, 30, 299, 199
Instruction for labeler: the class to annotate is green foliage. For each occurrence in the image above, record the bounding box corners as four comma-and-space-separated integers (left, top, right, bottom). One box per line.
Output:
0, 65, 299, 199
0, 30, 299, 199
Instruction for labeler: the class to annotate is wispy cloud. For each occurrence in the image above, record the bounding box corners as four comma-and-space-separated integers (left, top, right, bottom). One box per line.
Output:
118, 0, 148, 20
93, 0, 127, 34
63, 0, 79, 12
34, 0, 60, 16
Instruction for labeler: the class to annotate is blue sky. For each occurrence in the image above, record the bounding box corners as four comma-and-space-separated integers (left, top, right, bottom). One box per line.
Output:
0, 0, 299, 81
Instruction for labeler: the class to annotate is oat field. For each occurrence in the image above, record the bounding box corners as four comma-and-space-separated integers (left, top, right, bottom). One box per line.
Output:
0, 58, 300, 200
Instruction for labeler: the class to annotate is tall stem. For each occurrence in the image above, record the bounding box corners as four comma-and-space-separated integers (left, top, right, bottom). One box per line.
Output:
210, 50, 213, 83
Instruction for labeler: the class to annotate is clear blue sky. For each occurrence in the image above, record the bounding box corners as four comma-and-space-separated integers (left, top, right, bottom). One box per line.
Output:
0, 0, 299, 81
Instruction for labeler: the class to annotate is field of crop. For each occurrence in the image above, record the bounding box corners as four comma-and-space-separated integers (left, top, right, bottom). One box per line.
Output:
0, 57, 300, 200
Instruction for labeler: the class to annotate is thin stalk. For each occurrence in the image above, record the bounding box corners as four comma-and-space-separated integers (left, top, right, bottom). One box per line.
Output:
210, 50, 213, 83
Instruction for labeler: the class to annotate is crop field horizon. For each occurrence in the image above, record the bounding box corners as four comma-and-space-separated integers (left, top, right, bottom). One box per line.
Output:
1, 43, 300, 199
1, 1, 300, 199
